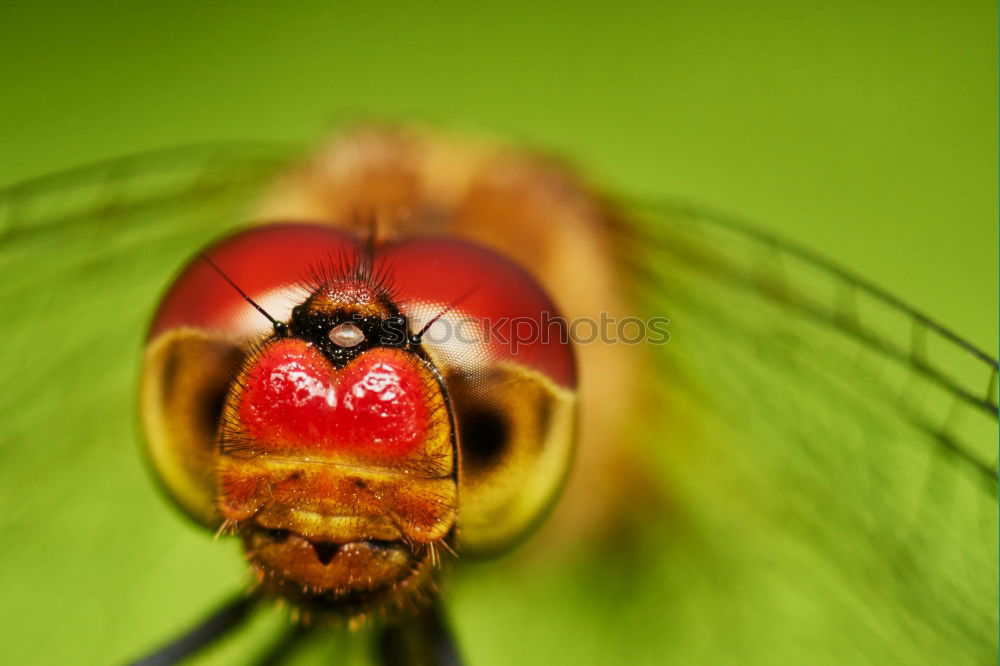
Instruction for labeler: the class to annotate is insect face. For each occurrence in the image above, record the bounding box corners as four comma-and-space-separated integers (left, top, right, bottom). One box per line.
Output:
219, 279, 456, 612
141, 220, 578, 620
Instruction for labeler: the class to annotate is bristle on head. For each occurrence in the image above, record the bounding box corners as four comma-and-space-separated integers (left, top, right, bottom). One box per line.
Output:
300, 239, 398, 305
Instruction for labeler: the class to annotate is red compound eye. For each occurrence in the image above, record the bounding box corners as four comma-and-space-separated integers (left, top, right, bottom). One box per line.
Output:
149, 224, 356, 339
150, 224, 575, 392
384, 237, 577, 389
236, 338, 437, 460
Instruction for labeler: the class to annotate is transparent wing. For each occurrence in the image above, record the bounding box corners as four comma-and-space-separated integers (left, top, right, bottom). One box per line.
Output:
618, 201, 997, 664
1, 147, 995, 666
452, 200, 997, 666
0, 146, 359, 666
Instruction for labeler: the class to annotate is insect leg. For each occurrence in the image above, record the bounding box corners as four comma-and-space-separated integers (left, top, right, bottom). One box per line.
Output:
376, 599, 463, 666
127, 589, 261, 665
251, 621, 314, 666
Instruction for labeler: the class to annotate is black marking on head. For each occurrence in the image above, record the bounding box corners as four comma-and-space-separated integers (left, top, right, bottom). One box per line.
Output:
458, 408, 509, 472
157, 335, 247, 441
160, 349, 180, 396
201, 384, 230, 437
288, 306, 412, 367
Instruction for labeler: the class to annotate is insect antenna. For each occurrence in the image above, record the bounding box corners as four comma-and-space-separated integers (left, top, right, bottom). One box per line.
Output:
412, 284, 481, 343
201, 255, 288, 336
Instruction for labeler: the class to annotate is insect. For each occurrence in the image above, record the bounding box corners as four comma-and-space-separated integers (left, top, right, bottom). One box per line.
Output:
0, 127, 995, 665
142, 219, 576, 619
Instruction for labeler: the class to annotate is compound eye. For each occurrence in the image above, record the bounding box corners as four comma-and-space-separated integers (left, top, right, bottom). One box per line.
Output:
329, 321, 365, 348
142, 223, 358, 526
382, 238, 578, 555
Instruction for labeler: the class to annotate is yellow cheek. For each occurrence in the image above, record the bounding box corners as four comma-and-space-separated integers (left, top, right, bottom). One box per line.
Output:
143, 324, 578, 562
448, 361, 577, 556
140, 328, 246, 527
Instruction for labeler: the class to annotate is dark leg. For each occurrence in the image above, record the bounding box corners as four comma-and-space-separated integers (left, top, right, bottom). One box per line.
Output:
252, 621, 313, 666
377, 599, 464, 666
127, 589, 261, 666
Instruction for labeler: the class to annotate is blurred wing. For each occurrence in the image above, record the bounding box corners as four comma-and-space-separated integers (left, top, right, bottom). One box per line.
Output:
609, 201, 997, 664
0, 146, 362, 665
452, 200, 996, 666
1, 145, 995, 666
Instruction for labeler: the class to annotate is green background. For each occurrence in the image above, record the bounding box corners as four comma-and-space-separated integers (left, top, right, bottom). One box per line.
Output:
1, 0, 996, 350
0, 2, 996, 664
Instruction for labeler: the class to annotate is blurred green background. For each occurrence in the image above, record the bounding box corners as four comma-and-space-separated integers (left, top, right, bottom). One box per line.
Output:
0, 2, 996, 665
1, 0, 996, 350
